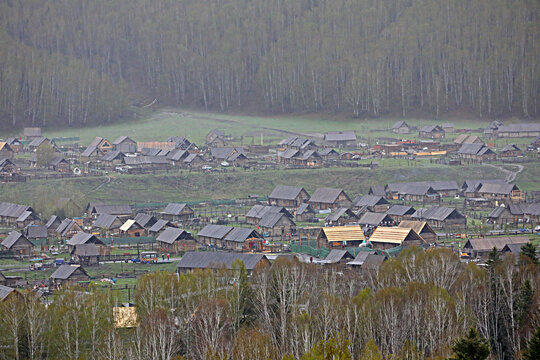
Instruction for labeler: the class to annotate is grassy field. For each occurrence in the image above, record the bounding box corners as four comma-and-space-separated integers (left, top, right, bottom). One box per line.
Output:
0, 160, 518, 206
6, 107, 533, 148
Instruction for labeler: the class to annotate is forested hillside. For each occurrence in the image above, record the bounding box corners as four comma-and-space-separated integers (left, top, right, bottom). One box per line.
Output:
0, 0, 538, 129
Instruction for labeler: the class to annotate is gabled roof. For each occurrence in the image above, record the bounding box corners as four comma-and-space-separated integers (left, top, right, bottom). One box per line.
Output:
166, 149, 188, 161
224, 228, 262, 243
523, 203, 540, 216
72, 244, 99, 257
352, 195, 389, 208
210, 147, 243, 160
0, 285, 17, 301
28, 137, 54, 148
16, 211, 34, 222
319, 148, 339, 156
347, 252, 386, 268
0, 142, 13, 152
48, 156, 67, 167
278, 149, 300, 159
502, 243, 528, 254
478, 183, 518, 195
112, 136, 135, 145
368, 185, 387, 197
269, 185, 308, 201
309, 188, 349, 204
197, 225, 233, 240
101, 150, 125, 162
56, 219, 79, 236
458, 143, 493, 155
412, 206, 464, 221
258, 212, 295, 228
6, 137, 22, 145
141, 148, 161, 156
1, 231, 31, 249
320, 249, 353, 264
119, 219, 140, 232
398, 220, 435, 236
0, 158, 15, 171
89, 137, 108, 148
25, 225, 48, 239
124, 156, 169, 165
419, 125, 444, 133
392, 121, 409, 129
368, 227, 424, 245
184, 153, 202, 164
246, 205, 292, 219
93, 214, 119, 228
462, 179, 507, 193
325, 131, 356, 142
50, 265, 89, 280
386, 205, 415, 216
80, 145, 100, 157
148, 219, 175, 233
177, 252, 268, 271
162, 203, 192, 216
464, 236, 529, 251
46, 215, 59, 229
358, 212, 394, 226
497, 123, 540, 133
157, 227, 192, 244
296, 203, 315, 215
325, 208, 358, 222
296, 150, 320, 161
488, 206, 507, 218
67, 232, 104, 246
0, 202, 33, 219
166, 136, 191, 149
134, 213, 156, 228
319, 225, 366, 243
500, 144, 522, 152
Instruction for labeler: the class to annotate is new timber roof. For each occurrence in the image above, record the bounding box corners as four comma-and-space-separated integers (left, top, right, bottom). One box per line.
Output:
319, 226, 366, 243
368, 227, 423, 245
398, 220, 435, 235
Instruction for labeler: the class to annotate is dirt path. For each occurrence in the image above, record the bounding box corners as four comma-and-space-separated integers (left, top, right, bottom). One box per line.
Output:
486, 163, 524, 182
87, 175, 111, 194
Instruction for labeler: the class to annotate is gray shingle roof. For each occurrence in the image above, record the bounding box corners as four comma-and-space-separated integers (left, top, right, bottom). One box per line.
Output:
197, 225, 233, 239
177, 252, 268, 271
420, 125, 444, 133
246, 205, 291, 219
81, 145, 99, 157
156, 227, 192, 244
386, 205, 415, 216
325, 208, 357, 222
309, 188, 348, 204
347, 252, 386, 268
0, 202, 32, 219
321, 249, 353, 264
224, 228, 262, 243
464, 236, 529, 252
258, 212, 294, 228
392, 121, 408, 129
412, 206, 464, 221
50, 265, 88, 280
25, 225, 48, 239
101, 150, 125, 162
325, 131, 356, 142
358, 212, 394, 226
278, 149, 300, 159
478, 183, 518, 195
149, 219, 174, 233
112, 136, 135, 145
501, 144, 522, 152
1, 231, 30, 249
93, 214, 119, 228
296, 203, 315, 215
210, 147, 243, 160
67, 232, 103, 246
56, 219, 78, 236
134, 213, 156, 228
166, 149, 188, 161
124, 156, 169, 165
269, 186, 307, 201
46, 215, 59, 229
352, 195, 389, 207
0, 285, 16, 301
497, 123, 540, 133
369, 186, 387, 197
488, 207, 507, 218
162, 203, 191, 216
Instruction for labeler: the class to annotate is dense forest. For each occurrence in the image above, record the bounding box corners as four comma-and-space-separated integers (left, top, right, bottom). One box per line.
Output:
0, 247, 539, 359
0, 0, 538, 129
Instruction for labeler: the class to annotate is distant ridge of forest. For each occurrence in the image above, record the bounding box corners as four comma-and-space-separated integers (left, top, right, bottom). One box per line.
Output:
0, 0, 538, 129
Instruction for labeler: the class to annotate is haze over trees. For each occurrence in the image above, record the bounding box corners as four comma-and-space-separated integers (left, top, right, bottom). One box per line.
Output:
0, 0, 538, 130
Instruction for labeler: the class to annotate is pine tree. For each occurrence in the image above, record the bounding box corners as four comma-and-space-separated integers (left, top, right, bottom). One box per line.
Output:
486, 247, 501, 267
448, 328, 490, 360
520, 243, 539, 265
523, 327, 540, 360
515, 280, 534, 326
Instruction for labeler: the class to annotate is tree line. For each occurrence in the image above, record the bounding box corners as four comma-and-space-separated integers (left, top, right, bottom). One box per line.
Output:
0, 246, 538, 359
0, 0, 538, 130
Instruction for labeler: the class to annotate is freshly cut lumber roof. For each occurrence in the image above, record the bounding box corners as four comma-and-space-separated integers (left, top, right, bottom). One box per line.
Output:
320, 226, 365, 242
368, 227, 422, 245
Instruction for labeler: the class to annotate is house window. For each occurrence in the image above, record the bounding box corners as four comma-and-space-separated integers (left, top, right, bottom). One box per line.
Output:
135, 232, 140, 237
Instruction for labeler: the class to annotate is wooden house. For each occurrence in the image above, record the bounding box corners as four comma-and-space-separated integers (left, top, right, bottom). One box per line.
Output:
368, 185, 387, 197
461, 179, 507, 197
0, 202, 39, 227
317, 249, 354, 265
119, 219, 145, 237
319, 148, 340, 161
279, 136, 317, 151
50, 265, 90, 286
112, 136, 137, 153
89, 137, 113, 153
101, 151, 125, 166
166, 136, 192, 150
206, 130, 227, 147
93, 214, 123, 235
24, 224, 48, 243
71, 244, 100, 266
308, 188, 352, 210
123, 155, 170, 170
133, 213, 157, 230
477, 183, 522, 202
351, 195, 390, 212
156, 227, 197, 252
324, 131, 357, 147
1, 231, 34, 257
294, 150, 322, 166
463, 236, 529, 258
0, 142, 14, 159
56, 219, 83, 240
295, 203, 317, 222
23, 127, 42, 140
258, 212, 296, 238
368, 227, 425, 250
277, 149, 300, 164
148, 219, 176, 237
385, 205, 416, 222
398, 220, 437, 243
499, 144, 523, 158
454, 134, 483, 146
183, 153, 205, 168
392, 121, 410, 134
358, 212, 395, 229
177, 252, 270, 274
457, 143, 496, 161
5, 138, 23, 153
325, 208, 359, 226
497, 124, 540, 138
221, 228, 264, 251
412, 206, 466, 229
317, 225, 366, 248
28, 137, 57, 151
80, 145, 103, 160
0, 158, 17, 178
48, 156, 70, 172
0, 285, 21, 302
487, 206, 523, 225
245, 205, 293, 225
347, 252, 386, 272
442, 123, 454, 133
45, 215, 62, 236
161, 203, 195, 222
196, 224, 233, 247
268, 185, 310, 208
66, 232, 105, 251
385, 183, 441, 202
419, 125, 445, 139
